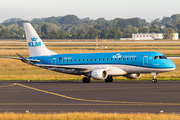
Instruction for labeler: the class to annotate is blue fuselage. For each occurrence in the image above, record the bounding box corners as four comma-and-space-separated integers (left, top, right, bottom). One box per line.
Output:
29, 51, 176, 71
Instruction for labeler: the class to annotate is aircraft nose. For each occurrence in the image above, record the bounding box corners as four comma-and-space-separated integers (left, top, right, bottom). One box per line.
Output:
166, 60, 176, 69
171, 63, 176, 69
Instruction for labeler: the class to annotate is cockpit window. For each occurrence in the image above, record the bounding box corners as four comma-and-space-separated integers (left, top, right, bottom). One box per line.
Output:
154, 55, 167, 59
154, 56, 159, 59
159, 55, 167, 59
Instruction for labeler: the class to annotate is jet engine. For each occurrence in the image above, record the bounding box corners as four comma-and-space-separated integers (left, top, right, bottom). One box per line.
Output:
124, 73, 141, 79
90, 69, 108, 80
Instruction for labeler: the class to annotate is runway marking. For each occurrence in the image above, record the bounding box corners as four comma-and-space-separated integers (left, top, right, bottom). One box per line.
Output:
15, 83, 180, 106
0, 103, 141, 106
0, 84, 16, 88
49, 86, 180, 92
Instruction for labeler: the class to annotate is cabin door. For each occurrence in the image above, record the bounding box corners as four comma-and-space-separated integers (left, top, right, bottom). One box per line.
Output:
143, 56, 148, 66
51, 58, 56, 65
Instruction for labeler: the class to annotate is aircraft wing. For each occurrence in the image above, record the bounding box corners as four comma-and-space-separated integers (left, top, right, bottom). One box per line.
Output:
36, 64, 108, 71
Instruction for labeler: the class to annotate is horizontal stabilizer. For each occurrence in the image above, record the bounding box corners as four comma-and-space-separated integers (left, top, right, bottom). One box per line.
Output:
5, 53, 41, 63
16, 53, 34, 65
4, 57, 22, 60
5, 57, 41, 62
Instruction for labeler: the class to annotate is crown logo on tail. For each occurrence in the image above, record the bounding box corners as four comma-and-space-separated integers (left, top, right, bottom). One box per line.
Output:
31, 36, 37, 41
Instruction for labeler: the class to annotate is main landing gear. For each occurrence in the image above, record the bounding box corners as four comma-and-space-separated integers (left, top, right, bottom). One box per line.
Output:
83, 77, 91, 83
152, 79, 157, 83
82, 76, 113, 83
105, 76, 113, 82
151, 73, 157, 83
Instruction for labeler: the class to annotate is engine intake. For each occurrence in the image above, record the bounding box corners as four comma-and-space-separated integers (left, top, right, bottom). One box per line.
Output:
90, 69, 108, 80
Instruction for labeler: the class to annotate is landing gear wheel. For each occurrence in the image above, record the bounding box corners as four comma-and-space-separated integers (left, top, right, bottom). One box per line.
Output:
152, 79, 157, 83
83, 77, 91, 83
151, 73, 158, 83
105, 76, 113, 82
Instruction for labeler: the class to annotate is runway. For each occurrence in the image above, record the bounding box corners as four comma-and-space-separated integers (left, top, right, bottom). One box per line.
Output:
1, 40, 180, 44
0, 81, 179, 113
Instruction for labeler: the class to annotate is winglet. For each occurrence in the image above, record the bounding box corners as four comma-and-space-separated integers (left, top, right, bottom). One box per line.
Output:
16, 53, 33, 65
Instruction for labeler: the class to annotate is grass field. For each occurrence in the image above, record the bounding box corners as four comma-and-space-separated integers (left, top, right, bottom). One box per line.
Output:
1, 41, 180, 56
0, 40, 180, 119
0, 112, 179, 120
0, 59, 179, 81
0, 40, 180, 80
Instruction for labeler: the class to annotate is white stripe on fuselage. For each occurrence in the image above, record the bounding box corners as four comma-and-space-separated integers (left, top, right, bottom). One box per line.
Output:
44, 64, 175, 76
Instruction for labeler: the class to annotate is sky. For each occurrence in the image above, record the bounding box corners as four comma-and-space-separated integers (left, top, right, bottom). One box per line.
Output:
0, 0, 180, 23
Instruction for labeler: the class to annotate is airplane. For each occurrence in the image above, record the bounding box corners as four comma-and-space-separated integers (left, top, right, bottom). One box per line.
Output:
7, 23, 176, 83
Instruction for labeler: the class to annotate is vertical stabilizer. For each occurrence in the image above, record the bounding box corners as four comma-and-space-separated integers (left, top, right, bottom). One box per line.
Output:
23, 23, 57, 57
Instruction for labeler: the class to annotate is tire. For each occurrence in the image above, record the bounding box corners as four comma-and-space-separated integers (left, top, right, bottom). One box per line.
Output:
152, 79, 157, 83
105, 76, 113, 82
83, 77, 91, 83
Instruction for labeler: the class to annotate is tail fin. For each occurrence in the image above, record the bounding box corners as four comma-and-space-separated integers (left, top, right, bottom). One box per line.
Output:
23, 23, 57, 57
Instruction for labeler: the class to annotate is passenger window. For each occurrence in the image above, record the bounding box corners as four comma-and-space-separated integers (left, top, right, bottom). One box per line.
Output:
134, 58, 136, 60
90, 59, 92, 61
74, 59, 76, 61
118, 58, 120, 60
98, 59, 100, 61
130, 58, 132, 60
122, 58, 124, 60
110, 58, 112, 60
86, 59, 88, 61
70, 59, 72, 62
154, 56, 159, 59
82, 59, 84, 61
106, 58, 108, 61
78, 59, 80, 61
126, 58, 128, 60
66, 60, 68, 62
94, 59, 96, 61
102, 58, 104, 61
62, 60, 64, 62
114, 58, 116, 60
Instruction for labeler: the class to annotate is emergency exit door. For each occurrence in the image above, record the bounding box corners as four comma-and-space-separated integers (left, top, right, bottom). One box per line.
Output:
143, 56, 148, 66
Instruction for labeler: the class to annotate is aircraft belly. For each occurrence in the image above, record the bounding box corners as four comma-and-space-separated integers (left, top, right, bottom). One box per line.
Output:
106, 67, 127, 76
46, 64, 175, 76
138, 67, 175, 73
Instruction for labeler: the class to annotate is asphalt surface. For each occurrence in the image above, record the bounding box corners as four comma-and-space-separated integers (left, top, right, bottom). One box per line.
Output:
0, 81, 180, 113
1, 41, 180, 44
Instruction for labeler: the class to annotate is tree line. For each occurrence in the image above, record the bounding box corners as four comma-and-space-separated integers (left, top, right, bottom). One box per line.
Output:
0, 14, 180, 39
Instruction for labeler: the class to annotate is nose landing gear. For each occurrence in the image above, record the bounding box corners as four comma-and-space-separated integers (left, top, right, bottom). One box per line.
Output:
152, 79, 157, 83
151, 73, 158, 83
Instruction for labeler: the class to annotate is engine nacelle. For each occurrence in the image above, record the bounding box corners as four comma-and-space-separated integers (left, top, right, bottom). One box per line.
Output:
124, 73, 141, 79
90, 69, 108, 80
